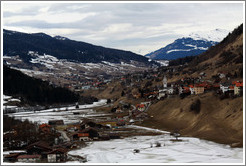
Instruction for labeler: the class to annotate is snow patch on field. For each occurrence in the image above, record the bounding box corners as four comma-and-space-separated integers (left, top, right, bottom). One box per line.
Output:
120, 62, 136, 67
12, 67, 53, 77
68, 134, 243, 163
7, 99, 107, 124
29, 51, 59, 69
102, 61, 118, 67
3, 95, 12, 100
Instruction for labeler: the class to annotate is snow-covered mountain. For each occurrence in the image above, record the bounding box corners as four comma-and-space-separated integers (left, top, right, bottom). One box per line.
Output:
188, 29, 230, 42
146, 29, 230, 60
3, 29, 159, 83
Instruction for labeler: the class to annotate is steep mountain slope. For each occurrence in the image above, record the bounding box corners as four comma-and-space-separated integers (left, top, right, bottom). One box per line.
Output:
3, 29, 154, 65
143, 92, 243, 147
141, 24, 243, 147
183, 24, 243, 79
3, 65, 79, 105
3, 65, 97, 105
146, 29, 229, 60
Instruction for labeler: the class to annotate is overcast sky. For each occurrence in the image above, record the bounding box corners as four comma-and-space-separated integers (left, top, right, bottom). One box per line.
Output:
2, 2, 244, 55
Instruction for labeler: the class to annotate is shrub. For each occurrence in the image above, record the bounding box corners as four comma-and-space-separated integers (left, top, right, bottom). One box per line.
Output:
190, 99, 201, 114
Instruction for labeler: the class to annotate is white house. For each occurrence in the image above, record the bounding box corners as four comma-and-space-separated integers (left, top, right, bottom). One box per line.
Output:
189, 85, 195, 94
220, 83, 231, 93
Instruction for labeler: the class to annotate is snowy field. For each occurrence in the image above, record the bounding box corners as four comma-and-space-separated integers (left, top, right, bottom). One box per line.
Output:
6, 99, 108, 124
68, 134, 243, 164
4, 97, 243, 164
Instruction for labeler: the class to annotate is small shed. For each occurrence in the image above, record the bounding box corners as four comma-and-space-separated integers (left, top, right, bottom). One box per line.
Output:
48, 120, 64, 126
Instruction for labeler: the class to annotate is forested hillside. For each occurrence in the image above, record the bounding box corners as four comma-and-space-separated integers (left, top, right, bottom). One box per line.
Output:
3, 65, 97, 105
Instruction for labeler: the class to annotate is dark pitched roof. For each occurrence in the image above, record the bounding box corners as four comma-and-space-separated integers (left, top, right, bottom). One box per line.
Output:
46, 148, 68, 154
5, 153, 20, 158
26, 141, 52, 151
80, 127, 98, 133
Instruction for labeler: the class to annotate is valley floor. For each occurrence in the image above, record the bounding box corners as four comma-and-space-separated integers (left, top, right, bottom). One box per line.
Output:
68, 133, 243, 163
3, 93, 244, 164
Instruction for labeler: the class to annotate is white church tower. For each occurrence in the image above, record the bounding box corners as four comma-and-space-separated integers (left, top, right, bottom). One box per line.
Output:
163, 75, 167, 88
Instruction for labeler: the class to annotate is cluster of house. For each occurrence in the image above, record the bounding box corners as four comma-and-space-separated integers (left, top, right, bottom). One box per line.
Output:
4, 117, 130, 163
129, 102, 151, 122
132, 75, 243, 100
79, 79, 112, 91
69, 119, 124, 142
4, 141, 69, 163
178, 80, 243, 96
220, 81, 243, 95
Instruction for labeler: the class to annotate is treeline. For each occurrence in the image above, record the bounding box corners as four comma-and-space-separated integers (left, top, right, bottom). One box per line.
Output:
3, 115, 59, 149
3, 65, 81, 105
169, 55, 195, 66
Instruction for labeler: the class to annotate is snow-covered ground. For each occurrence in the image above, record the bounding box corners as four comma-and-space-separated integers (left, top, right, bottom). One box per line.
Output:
6, 99, 108, 124
154, 60, 169, 66
3, 95, 20, 105
68, 134, 243, 164
2, 150, 26, 156
4, 96, 243, 164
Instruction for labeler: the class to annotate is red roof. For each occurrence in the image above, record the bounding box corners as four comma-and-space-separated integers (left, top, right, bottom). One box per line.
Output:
232, 80, 243, 85
229, 86, 234, 90
235, 82, 243, 87
17, 155, 41, 159
183, 87, 190, 93
189, 85, 194, 88
39, 124, 51, 128
136, 104, 145, 108
195, 84, 205, 87
78, 133, 89, 137
213, 84, 220, 88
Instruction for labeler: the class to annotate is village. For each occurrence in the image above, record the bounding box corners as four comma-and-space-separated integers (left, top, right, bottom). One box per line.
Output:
3, 66, 243, 163
3, 94, 159, 163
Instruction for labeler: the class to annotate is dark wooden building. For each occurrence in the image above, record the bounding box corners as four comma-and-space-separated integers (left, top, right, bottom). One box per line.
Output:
26, 141, 53, 159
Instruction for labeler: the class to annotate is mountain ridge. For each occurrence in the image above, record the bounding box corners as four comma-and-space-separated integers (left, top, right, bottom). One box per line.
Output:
3, 29, 156, 66
146, 29, 230, 60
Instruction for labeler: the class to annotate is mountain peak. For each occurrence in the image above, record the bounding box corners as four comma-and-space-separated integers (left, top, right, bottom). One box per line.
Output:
188, 28, 230, 42
146, 28, 230, 60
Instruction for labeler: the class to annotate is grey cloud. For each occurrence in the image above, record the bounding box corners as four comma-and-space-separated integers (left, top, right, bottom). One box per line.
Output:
3, 3, 243, 54
3, 5, 43, 17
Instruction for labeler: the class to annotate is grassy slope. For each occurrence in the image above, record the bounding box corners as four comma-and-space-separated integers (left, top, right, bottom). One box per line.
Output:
84, 25, 243, 147
141, 92, 243, 147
